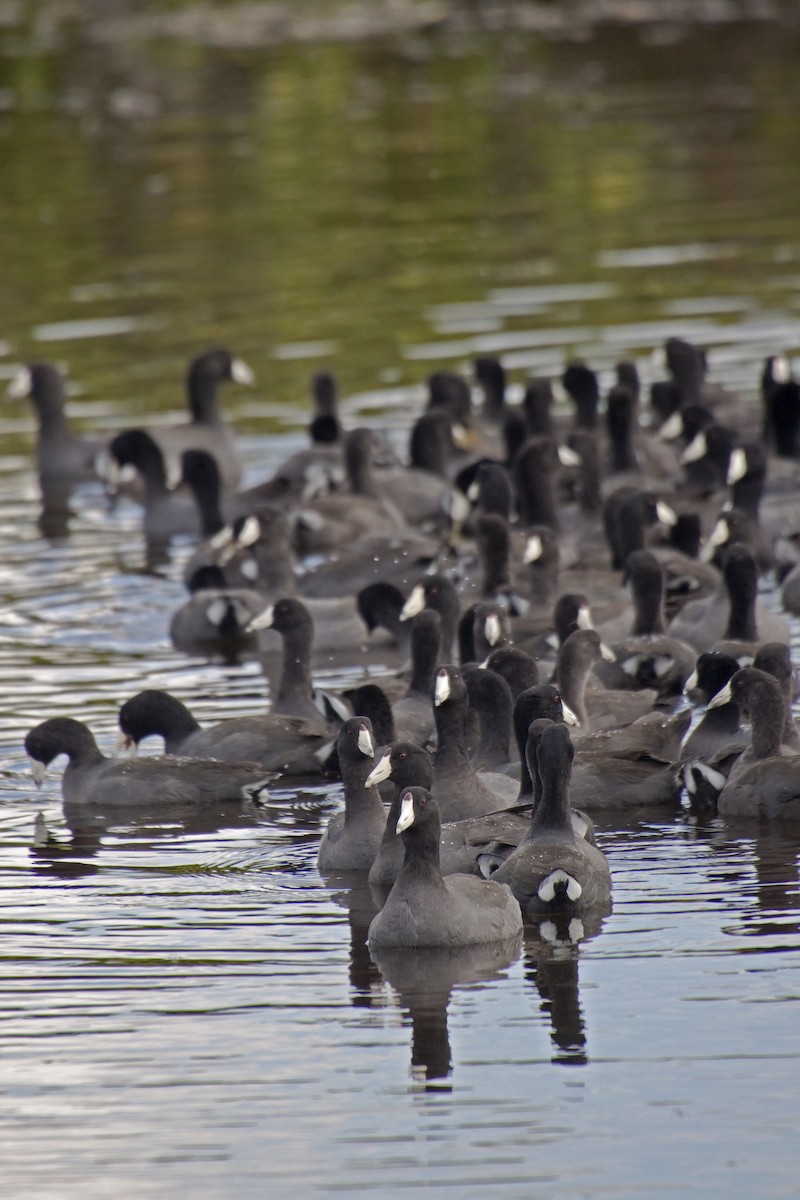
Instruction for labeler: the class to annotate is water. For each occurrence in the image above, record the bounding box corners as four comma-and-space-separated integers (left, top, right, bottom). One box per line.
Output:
1, 8, 800, 1197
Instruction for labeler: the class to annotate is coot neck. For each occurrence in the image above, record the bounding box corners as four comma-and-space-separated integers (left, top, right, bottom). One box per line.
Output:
725, 570, 758, 642
275, 622, 314, 710
433, 698, 472, 776
341, 758, 383, 827
407, 618, 440, 698
395, 822, 448, 894
530, 759, 573, 835
187, 365, 223, 425
751, 696, 784, 759
631, 581, 666, 636
555, 656, 589, 728
607, 392, 638, 473
514, 446, 560, 531
478, 519, 512, 596
252, 536, 296, 597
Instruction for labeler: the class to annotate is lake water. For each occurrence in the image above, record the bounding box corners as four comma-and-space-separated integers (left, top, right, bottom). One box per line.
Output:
1, 8, 800, 1197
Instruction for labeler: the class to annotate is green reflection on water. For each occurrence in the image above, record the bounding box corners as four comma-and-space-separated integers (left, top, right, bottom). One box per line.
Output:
1, 18, 800, 451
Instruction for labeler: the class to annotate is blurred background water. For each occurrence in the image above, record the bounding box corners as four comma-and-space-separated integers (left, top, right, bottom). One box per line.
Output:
0, 4, 799, 1196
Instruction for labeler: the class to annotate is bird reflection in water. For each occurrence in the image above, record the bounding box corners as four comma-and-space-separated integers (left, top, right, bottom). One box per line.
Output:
524, 907, 608, 1066
678, 814, 800, 939
328, 882, 384, 1009
28, 805, 266, 881
370, 938, 522, 1091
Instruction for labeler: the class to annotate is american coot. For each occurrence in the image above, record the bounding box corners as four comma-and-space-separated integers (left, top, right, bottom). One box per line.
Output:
513, 682, 682, 811
703, 505, 773, 576
107, 429, 200, 541
521, 525, 561, 609
484, 646, 539, 699
296, 528, 441, 601
8, 361, 102, 487
246, 597, 351, 723
178, 456, 297, 592
714, 546, 789, 655
389, 609, 440, 747
317, 719, 387, 872
25, 717, 271, 810
704, 669, 800, 819
511, 704, 594, 844
291, 427, 408, 554
665, 337, 746, 433
490, 724, 613, 916
117, 689, 332, 777
471, 601, 513, 663
147, 346, 253, 490
170, 565, 264, 661
431, 666, 519, 819
407, 408, 472, 483
366, 787, 523, 950
604, 381, 679, 484
242, 371, 344, 504
366, 741, 434, 887
593, 551, 696, 699
680, 652, 743, 760
677, 651, 750, 808
553, 628, 656, 733
563, 362, 600, 430
751, 642, 800, 749
462, 665, 514, 772
400, 575, 461, 663
458, 602, 497, 666
574, 708, 691, 765
472, 515, 517, 603
251, 585, 398, 668
511, 591, 594, 665
522, 377, 555, 438
367, 422, 452, 528
243, 371, 344, 504
365, 740, 529, 888
475, 355, 509, 423
602, 488, 677, 573
178, 500, 400, 660
466, 462, 513, 521
513, 436, 562, 531
512, 684, 579, 798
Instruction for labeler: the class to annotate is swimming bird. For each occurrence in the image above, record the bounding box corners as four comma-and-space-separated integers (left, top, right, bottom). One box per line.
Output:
704, 668, 800, 819
490, 724, 612, 916
8, 361, 101, 489
430, 665, 519, 819
117, 688, 333, 777
366, 787, 523, 949
317, 718, 387, 872
366, 741, 531, 888
25, 716, 271, 811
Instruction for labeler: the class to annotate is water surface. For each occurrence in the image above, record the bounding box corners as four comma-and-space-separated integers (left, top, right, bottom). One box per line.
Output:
1, 11, 799, 1198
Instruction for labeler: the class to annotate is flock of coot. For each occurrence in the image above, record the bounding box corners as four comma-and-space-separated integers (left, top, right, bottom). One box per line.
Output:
10, 336, 800, 950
